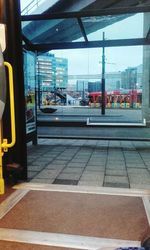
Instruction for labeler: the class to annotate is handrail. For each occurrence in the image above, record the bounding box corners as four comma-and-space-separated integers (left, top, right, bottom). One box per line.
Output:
2, 62, 16, 149
21, 0, 44, 15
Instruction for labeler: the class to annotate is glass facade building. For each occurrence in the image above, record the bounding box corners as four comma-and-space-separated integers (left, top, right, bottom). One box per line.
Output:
36, 53, 68, 92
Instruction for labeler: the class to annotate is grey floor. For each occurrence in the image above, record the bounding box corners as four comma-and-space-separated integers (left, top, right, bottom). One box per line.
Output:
27, 138, 150, 189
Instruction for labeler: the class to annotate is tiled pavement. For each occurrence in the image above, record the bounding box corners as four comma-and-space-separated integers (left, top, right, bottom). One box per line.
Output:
27, 139, 150, 189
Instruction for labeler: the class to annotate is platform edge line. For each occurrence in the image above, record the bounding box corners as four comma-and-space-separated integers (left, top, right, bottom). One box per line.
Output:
0, 228, 141, 249
14, 182, 150, 197
142, 196, 150, 226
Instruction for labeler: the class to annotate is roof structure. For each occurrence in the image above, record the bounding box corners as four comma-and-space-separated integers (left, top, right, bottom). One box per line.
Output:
21, 0, 150, 52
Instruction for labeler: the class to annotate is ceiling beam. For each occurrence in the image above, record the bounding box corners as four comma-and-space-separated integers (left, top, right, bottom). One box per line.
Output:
21, 6, 150, 21
24, 38, 149, 52
100, 0, 123, 9
146, 27, 150, 39
77, 18, 88, 42
22, 34, 35, 51
81, 0, 123, 10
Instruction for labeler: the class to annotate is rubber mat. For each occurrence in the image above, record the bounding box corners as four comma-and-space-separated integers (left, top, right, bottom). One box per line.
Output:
0, 190, 148, 241
0, 186, 14, 204
0, 241, 82, 250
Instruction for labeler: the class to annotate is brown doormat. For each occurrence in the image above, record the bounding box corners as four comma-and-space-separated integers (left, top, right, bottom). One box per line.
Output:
0, 190, 148, 241
0, 186, 14, 204
0, 241, 83, 250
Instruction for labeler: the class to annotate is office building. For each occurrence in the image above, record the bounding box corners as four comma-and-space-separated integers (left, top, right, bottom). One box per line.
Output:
37, 53, 68, 91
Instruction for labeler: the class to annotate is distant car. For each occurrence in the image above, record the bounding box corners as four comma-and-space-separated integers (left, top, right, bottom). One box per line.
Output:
80, 99, 89, 106
40, 107, 57, 113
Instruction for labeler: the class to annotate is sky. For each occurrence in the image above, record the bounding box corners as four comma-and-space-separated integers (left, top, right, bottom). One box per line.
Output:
21, 0, 32, 11
20, 0, 46, 12
20, 1, 144, 76
53, 13, 143, 75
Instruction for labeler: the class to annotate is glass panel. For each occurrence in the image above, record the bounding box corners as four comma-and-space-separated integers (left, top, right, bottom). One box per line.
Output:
22, 12, 147, 45
35, 45, 150, 140
21, 0, 57, 15
36, 48, 101, 117
22, 18, 84, 43
103, 46, 143, 121
24, 50, 36, 134
82, 13, 144, 40
36, 45, 143, 122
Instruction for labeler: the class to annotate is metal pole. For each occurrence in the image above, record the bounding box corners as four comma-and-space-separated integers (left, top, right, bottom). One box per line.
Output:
37, 55, 41, 109
82, 81, 85, 99
0, 121, 4, 194
101, 32, 105, 115
54, 86, 56, 105
3, 0, 27, 180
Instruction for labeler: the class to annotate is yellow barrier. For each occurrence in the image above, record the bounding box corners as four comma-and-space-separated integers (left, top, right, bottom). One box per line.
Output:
2, 62, 16, 149
0, 62, 16, 194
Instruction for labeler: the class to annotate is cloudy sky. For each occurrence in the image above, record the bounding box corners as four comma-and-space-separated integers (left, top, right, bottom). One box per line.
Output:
21, 0, 31, 10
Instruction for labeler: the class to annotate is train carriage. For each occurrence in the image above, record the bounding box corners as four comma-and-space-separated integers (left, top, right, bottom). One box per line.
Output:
88, 90, 142, 108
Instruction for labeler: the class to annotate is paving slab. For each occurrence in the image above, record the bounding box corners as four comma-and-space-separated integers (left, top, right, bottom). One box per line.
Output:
51, 160, 69, 165
67, 162, 86, 168
125, 159, 144, 163
78, 180, 103, 186
31, 178, 54, 184
61, 167, 83, 174
31, 161, 47, 167
87, 161, 106, 166
45, 164, 65, 170
143, 162, 150, 167
55, 157, 73, 161
70, 158, 89, 163
80, 173, 104, 181
126, 163, 146, 168
127, 168, 149, 174
56, 173, 82, 180
73, 155, 91, 159
104, 176, 129, 184
107, 158, 125, 162
35, 169, 61, 179
107, 161, 126, 165
106, 169, 127, 176
85, 165, 105, 171
28, 171, 39, 179
28, 165, 45, 171
128, 174, 150, 185
130, 183, 150, 189
89, 157, 106, 161
106, 164, 126, 170
104, 182, 130, 188
53, 179, 78, 185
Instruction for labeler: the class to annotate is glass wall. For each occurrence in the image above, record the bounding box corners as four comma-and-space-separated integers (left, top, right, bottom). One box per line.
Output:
21, 12, 145, 44
24, 50, 36, 134
36, 45, 143, 123
82, 13, 143, 41
21, 9, 150, 138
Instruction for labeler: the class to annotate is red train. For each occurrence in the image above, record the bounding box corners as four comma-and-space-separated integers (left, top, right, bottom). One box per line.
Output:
88, 90, 142, 108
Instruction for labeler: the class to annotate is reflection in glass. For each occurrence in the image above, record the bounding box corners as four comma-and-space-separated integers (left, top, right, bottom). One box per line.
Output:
22, 18, 84, 43
82, 13, 144, 40
35, 46, 143, 121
